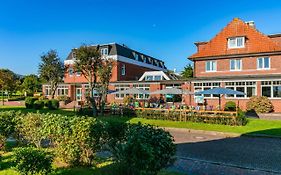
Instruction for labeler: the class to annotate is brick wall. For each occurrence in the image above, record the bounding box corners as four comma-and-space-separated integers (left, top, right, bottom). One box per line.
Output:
194, 55, 281, 77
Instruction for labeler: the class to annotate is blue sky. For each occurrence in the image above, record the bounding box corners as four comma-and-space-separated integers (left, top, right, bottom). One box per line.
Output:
1, 0, 281, 75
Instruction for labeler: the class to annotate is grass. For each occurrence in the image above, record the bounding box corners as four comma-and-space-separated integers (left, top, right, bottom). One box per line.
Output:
1, 106, 281, 137
0, 151, 182, 175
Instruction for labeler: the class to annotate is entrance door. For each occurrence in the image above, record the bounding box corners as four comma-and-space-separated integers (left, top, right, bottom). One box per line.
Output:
76, 88, 82, 101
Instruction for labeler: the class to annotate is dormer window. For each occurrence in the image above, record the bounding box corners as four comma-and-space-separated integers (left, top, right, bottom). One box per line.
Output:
228, 37, 245, 49
101, 48, 108, 55
134, 53, 139, 60
72, 52, 76, 59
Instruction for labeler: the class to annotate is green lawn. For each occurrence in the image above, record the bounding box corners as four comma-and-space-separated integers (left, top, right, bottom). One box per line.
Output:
0, 152, 181, 175
1, 106, 281, 137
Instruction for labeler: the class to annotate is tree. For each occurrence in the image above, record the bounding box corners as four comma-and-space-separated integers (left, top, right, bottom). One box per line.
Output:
98, 59, 114, 115
74, 45, 103, 116
21, 74, 41, 96
0, 69, 18, 105
181, 64, 193, 79
38, 50, 64, 99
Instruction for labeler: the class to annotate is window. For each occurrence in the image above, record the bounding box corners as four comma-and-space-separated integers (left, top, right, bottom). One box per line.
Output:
228, 37, 245, 49
206, 61, 217, 72
154, 75, 162, 81
121, 64, 126, 76
115, 85, 130, 99
261, 80, 281, 98
69, 68, 74, 76
262, 87, 271, 97
230, 59, 242, 71
72, 52, 76, 59
101, 48, 108, 55
257, 57, 270, 69
133, 52, 138, 60
44, 85, 51, 96
145, 76, 153, 81
193, 82, 220, 98
225, 81, 256, 98
133, 84, 150, 99
76, 70, 81, 76
57, 85, 69, 96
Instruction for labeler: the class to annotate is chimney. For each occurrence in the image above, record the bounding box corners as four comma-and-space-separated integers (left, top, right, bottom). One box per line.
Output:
246, 21, 255, 28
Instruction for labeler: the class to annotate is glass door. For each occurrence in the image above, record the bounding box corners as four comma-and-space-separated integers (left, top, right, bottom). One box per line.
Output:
76, 88, 82, 101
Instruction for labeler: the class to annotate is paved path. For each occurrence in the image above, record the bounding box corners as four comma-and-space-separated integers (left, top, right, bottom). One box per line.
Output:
165, 128, 281, 175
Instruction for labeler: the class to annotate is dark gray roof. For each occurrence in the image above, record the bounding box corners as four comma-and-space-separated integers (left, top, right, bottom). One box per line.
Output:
66, 43, 167, 69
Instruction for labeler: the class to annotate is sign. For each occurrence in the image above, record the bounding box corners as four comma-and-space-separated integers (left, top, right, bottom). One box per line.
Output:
195, 96, 204, 104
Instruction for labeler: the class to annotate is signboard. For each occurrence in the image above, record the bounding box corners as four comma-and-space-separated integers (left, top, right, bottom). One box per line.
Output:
195, 96, 204, 104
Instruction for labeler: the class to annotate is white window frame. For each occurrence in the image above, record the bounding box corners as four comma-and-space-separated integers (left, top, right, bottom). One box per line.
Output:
257, 57, 270, 70
193, 82, 220, 98
133, 84, 150, 99
261, 80, 281, 99
205, 61, 217, 72
68, 68, 74, 77
101, 48, 108, 55
228, 37, 245, 49
121, 64, 126, 76
230, 59, 242, 71
225, 81, 257, 99
114, 85, 130, 99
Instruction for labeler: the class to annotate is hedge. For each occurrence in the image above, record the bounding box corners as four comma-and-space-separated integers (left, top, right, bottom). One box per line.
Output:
135, 109, 247, 126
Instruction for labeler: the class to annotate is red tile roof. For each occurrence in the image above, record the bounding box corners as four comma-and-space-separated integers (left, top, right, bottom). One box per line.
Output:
189, 18, 281, 59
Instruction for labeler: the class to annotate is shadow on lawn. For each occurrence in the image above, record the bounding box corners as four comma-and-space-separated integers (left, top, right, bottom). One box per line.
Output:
174, 128, 281, 174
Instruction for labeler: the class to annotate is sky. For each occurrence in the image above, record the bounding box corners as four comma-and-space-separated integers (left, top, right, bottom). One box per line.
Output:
1, 0, 281, 75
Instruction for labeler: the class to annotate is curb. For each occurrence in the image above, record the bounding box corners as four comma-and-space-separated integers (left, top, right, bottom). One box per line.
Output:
162, 127, 281, 139
162, 127, 241, 138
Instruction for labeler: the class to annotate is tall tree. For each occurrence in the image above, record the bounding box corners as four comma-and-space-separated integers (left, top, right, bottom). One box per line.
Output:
38, 50, 64, 99
98, 59, 114, 115
21, 74, 41, 96
181, 64, 193, 79
74, 45, 102, 116
0, 69, 17, 105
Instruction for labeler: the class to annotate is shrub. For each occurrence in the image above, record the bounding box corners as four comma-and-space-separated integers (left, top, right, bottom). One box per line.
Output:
16, 113, 44, 148
14, 147, 53, 175
113, 123, 176, 175
224, 101, 237, 111
43, 99, 49, 108
0, 111, 17, 150
25, 97, 38, 109
47, 99, 59, 110
33, 100, 44, 110
246, 96, 274, 113
56, 95, 69, 102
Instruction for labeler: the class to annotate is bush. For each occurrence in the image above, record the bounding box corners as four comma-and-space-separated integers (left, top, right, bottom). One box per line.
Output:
33, 100, 44, 110
47, 99, 59, 110
16, 113, 44, 148
25, 97, 38, 109
14, 147, 53, 175
0, 111, 17, 150
246, 96, 274, 113
113, 123, 176, 175
56, 95, 70, 102
43, 99, 49, 108
224, 101, 236, 111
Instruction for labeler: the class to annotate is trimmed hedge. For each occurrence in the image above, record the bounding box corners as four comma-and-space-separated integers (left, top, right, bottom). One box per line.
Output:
25, 97, 38, 109
33, 100, 44, 110
135, 109, 247, 126
46, 99, 59, 110
224, 101, 236, 111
